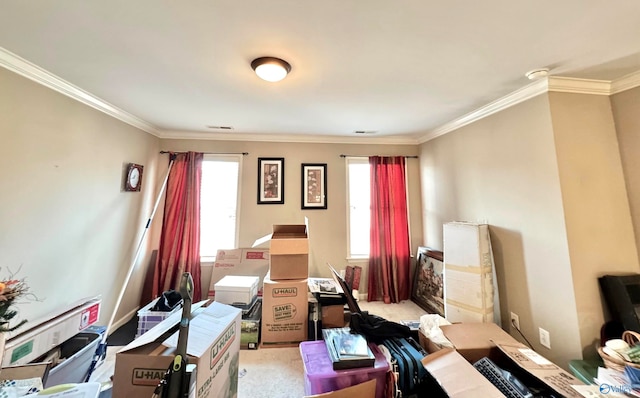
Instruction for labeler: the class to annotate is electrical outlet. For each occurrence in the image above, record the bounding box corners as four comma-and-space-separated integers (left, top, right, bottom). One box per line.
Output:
510, 312, 520, 330
539, 327, 551, 349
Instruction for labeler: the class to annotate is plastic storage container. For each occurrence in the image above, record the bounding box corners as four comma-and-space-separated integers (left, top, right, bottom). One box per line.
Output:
44, 331, 101, 388
300, 340, 389, 398
136, 297, 182, 338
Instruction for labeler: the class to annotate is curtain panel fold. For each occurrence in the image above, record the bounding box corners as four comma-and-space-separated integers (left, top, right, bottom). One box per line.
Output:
153, 151, 203, 301
367, 156, 411, 303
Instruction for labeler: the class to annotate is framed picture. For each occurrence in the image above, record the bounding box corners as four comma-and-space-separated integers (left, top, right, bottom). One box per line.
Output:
411, 247, 445, 316
301, 163, 327, 209
257, 157, 284, 204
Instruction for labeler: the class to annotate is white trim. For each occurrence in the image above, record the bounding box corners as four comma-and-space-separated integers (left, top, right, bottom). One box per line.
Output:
547, 76, 611, 95
158, 130, 419, 145
0, 47, 160, 136
418, 78, 549, 143
3, 45, 639, 145
611, 70, 640, 95
109, 306, 140, 335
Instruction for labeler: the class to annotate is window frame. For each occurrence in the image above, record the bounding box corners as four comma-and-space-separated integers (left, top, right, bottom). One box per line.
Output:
200, 153, 243, 262
345, 156, 370, 260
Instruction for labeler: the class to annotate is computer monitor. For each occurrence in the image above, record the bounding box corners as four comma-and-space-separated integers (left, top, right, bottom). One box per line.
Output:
599, 274, 640, 332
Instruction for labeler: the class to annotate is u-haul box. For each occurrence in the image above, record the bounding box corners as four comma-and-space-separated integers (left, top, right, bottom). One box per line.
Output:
261, 272, 308, 346
113, 301, 241, 398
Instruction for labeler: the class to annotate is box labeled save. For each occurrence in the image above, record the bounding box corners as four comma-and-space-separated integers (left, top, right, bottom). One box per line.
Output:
261, 272, 308, 346
253, 221, 309, 280
214, 275, 259, 308
113, 301, 241, 398
208, 248, 269, 298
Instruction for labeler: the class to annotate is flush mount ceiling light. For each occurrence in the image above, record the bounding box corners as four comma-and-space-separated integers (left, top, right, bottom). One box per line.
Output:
251, 57, 291, 82
525, 68, 550, 80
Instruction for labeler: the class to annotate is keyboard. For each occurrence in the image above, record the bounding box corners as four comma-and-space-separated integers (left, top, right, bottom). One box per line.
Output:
473, 357, 534, 398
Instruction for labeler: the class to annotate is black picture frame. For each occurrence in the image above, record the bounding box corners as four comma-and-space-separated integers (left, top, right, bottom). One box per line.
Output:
301, 163, 327, 209
257, 157, 284, 204
411, 247, 445, 316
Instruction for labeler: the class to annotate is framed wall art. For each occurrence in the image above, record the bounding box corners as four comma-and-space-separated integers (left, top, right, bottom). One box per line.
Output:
411, 247, 445, 316
301, 163, 327, 209
257, 157, 284, 204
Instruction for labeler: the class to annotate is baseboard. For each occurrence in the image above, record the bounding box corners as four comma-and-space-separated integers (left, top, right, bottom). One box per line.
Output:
109, 306, 139, 335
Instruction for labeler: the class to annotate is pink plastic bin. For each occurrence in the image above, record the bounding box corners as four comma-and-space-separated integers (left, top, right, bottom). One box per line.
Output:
299, 340, 389, 398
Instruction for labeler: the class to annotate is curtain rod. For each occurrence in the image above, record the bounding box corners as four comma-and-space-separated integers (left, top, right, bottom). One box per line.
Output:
339, 154, 418, 159
160, 151, 248, 155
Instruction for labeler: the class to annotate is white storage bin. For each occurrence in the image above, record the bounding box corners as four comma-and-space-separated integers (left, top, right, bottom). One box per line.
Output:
214, 275, 259, 308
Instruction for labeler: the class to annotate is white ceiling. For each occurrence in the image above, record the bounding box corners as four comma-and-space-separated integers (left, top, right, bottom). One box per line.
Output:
1, 1, 640, 144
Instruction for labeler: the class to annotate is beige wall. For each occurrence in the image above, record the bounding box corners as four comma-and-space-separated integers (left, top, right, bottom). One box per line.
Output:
548, 92, 639, 356
156, 139, 423, 294
419, 94, 584, 366
0, 67, 161, 332
612, 86, 640, 262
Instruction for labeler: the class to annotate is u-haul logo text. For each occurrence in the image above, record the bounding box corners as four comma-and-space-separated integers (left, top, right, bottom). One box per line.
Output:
210, 324, 236, 369
132, 368, 166, 386
272, 287, 297, 297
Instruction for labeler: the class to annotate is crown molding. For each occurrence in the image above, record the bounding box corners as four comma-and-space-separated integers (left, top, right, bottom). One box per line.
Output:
418, 78, 549, 143
418, 72, 640, 143
158, 130, 420, 145
0, 47, 160, 136
611, 69, 640, 94
547, 76, 611, 95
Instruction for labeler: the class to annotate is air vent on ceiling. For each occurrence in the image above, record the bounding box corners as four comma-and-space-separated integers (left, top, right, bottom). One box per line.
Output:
354, 130, 377, 135
206, 125, 234, 130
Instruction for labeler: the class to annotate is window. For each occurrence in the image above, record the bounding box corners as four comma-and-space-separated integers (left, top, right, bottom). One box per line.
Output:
200, 154, 242, 258
346, 157, 370, 258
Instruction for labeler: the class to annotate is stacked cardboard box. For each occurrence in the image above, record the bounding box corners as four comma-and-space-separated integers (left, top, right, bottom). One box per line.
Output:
254, 221, 310, 346
207, 248, 270, 299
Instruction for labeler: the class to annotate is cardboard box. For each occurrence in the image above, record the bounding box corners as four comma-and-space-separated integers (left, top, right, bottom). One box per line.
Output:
208, 248, 269, 298
419, 323, 586, 397
421, 349, 506, 397
113, 301, 241, 398
253, 222, 309, 280
321, 305, 345, 328
214, 275, 259, 307
261, 272, 308, 346
443, 222, 496, 323
3, 297, 101, 367
419, 322, 518, 364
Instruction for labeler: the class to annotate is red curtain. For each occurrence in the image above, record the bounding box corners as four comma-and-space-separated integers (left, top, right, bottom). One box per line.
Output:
367, 156, 411, 303
153, 152, 203, 301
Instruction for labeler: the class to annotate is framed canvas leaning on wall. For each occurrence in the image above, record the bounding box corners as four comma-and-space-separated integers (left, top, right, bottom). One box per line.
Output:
411, 247, 445, 316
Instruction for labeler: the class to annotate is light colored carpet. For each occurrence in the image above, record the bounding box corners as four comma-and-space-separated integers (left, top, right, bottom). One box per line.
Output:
237, 299, 425, 398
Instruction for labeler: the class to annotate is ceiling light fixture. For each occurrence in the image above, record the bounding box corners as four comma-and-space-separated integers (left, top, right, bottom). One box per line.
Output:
251, 57, 291, 82
525, 68, 550, 80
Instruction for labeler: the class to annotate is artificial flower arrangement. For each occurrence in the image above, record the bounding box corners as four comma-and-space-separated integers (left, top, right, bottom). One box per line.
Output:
0, 269, 31, 333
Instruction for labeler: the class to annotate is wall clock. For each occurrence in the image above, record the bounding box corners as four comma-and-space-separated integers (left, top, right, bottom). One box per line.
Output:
125, 163, 143, 191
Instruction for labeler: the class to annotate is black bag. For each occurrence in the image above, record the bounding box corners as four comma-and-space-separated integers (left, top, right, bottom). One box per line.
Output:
151, 290, 183, 311
381, 337, 429, 397
349, 311, 412, 344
